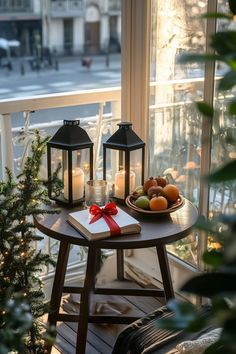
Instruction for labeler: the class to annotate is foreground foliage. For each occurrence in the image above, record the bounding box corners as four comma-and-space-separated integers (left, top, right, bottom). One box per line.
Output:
159, 2, 236, 353
0, 132, 60, 353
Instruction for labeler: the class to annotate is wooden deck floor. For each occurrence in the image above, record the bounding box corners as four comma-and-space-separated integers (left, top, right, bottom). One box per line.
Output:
52, 281, 164, 354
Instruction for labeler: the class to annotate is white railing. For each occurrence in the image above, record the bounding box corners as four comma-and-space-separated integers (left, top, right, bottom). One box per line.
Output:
0, 87, 121, 179
0, 87, 121, 114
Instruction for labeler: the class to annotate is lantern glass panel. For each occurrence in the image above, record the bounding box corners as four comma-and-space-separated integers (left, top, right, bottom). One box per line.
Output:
114, 150, 126, 200
105, 148, 138, 200
105, 148, 121, 198
50, 147, 63, 201
63, 150, 85, 202
130, 149, 143, 189
78, 148, 91, 182
50, 148, 90, 202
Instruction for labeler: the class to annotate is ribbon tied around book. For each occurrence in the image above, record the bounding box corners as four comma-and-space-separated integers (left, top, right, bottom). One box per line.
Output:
89, 202, 121, 236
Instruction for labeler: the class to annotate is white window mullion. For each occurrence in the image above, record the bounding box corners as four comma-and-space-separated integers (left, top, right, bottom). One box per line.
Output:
121, 0, 151, 147
121, 0, 132, 126
198, 0, 217, 269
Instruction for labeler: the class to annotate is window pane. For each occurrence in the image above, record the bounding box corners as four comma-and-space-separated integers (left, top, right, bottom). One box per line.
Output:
149, 0, 207, 265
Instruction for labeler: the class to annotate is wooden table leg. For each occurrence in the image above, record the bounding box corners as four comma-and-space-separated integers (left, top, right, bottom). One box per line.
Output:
156, 244, 175, 301
116, 249, 124, 280
76, 245, 97, 354
46, 241, 70, 353
95, 248, 102, 274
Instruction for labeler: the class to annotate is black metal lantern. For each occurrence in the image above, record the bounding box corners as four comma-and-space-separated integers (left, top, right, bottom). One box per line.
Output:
47, 119, 93, 207
103, 122, 145, 202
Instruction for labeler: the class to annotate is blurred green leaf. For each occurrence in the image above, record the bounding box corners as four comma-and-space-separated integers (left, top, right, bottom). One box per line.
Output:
211, 31, 236, 56
207, 160, 236, 183
203, 13, 232, 20
223, 318, 236, 337
196, 102, 214, 118
211, 297, 231, 313
213, 319, 236, 353
179, 53, 219, 64
228, 59, 236, 70
181, 272, 236, 297
204, 341, 225, 354
203, 250, 224, 268
228, 102, 236, 115
167, 299, 195, 315
195, 217, 226, 244
157, 300, 206, 331
219, 214, 236, 225
229, 0, 236, 15
218, 71, 236, 90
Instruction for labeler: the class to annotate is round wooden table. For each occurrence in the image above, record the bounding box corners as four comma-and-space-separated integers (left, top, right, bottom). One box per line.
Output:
34, 199, 198, 354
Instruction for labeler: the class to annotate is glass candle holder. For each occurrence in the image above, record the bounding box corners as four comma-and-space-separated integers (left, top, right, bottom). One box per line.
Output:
85, 180, 109, 208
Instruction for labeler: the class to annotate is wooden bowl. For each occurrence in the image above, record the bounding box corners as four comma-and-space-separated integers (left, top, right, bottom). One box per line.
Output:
125, 195, 185, 215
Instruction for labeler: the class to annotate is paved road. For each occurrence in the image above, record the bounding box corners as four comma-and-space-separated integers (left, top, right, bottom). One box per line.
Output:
0, 54, 121, 127
0, 54, 121, 98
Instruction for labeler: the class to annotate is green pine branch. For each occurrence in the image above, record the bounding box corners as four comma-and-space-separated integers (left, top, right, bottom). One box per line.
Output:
0, 130, 62, 353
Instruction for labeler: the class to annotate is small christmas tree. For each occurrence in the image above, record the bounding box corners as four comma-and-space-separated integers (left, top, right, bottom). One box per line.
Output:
0, 131, 61, 353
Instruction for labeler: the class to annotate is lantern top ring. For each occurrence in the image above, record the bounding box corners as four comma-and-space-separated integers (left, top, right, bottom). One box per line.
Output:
64, 119, 80, 126
117, 122, 133, 129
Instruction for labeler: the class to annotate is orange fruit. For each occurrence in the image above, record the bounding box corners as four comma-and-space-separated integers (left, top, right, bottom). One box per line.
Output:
149, 196, 168, 211
163, 184, 179, 202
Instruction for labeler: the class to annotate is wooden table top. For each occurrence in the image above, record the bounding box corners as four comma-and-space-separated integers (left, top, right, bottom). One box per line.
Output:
34, 199, 198, 249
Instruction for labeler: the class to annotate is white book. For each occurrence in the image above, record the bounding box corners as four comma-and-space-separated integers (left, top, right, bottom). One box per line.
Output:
67, 207, 141, 240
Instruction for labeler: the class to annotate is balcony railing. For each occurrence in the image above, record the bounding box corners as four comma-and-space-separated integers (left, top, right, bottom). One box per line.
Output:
50, 0, 84, 17
0, 87, 121, 176
0, 0, 32, 13
109, 0, 121, 12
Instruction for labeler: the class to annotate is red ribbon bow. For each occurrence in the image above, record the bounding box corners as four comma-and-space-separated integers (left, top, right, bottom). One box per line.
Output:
89, 202, 121, 236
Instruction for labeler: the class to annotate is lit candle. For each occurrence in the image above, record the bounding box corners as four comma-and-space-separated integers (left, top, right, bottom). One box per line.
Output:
64, 167, 85, 200
114, 170, 135, 199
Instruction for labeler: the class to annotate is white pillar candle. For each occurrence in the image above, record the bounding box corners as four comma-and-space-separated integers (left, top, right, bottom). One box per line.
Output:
64, 167, 85, 200
114, 170, 135, 199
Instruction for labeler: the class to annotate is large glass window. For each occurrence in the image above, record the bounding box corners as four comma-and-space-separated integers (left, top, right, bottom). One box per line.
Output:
149, 0, 208, 265
149, 0, 236, 265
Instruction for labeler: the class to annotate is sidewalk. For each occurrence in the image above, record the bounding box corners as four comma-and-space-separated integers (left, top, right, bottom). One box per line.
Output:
0, 53, 121, 79
59, 53, 121, 71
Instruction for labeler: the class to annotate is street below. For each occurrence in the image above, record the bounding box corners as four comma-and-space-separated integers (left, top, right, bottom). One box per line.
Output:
0, 54, 121, 127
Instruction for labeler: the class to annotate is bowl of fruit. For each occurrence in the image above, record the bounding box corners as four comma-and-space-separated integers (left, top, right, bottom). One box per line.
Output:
125, 176, 184, 215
